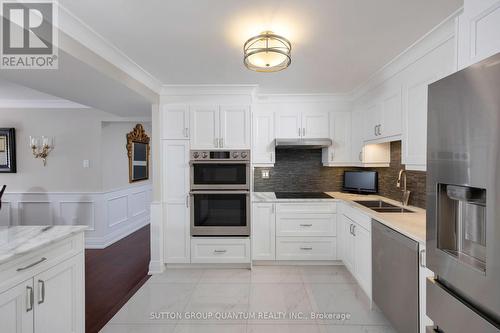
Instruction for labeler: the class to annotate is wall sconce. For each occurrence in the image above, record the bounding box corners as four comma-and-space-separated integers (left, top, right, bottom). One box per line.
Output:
30, 136, 54, 166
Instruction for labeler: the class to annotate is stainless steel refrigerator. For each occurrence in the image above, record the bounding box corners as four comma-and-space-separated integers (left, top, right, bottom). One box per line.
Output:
427, 52, 500, 332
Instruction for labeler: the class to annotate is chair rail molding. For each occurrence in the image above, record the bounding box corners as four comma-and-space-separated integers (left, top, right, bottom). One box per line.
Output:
0, 183, 152, 249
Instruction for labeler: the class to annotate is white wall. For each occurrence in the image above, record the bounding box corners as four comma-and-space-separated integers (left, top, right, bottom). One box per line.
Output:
0, 107, 153, 248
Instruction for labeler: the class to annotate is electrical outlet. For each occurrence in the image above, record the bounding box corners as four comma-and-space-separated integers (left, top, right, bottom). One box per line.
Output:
261, 169, 270, 179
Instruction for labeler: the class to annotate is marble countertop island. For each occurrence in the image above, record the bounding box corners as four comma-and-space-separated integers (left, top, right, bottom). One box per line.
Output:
0, 225, 87, 265
252, 191, 426, 244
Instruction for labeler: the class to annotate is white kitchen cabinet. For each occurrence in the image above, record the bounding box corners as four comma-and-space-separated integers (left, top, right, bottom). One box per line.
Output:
302, 111, 330, 138
190, 105, 219, 149
0, 232, 85, 333
162, 140, 190, 263
220, 105, 251, 149
363, 89, 402, 142
190, 105, 250, 149
276, 213, 336, 237
350, 109, 365, 165
402, 37, 455, 171
339, 210, 372, 299
276, 237, 337, 260
161, 104, 189, 139
252, 108, 275, 165
276, 110, 329, 139
363, 102, 382, 142
0, 279, 34, 333
252, 203, 276, 260
34, 254, 84, 333
191, 238, 250, 263
322, 112, 352, 166
276, 110, 302, 138
353, 223, 371, 297
457, 0, 500, 69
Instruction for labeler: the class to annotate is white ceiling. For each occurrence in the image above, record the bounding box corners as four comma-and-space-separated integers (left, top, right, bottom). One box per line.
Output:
60, 0, 462, 94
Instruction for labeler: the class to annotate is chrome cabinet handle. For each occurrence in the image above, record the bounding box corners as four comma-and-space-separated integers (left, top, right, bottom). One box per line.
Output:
26, 286, 33, 312
300, 247, 313, 250
358, 151, 362, 161
184, 128, 189, 138
352, 225, 356, 236
300, 224, 313, 227
378, 124, 382, 136
349, 224, 353, 235
213, 249, 227, 254
298, 128, 301, 137
374, 125, 377, 136
186, 195, 189, 208
303, 128, 306, 137
17, 257, 47, 271
38, 280, 45, 304
419, 249, 426, 268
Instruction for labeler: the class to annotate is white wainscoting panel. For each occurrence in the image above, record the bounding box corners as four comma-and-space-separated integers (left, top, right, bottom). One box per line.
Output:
0, 183, 152, 249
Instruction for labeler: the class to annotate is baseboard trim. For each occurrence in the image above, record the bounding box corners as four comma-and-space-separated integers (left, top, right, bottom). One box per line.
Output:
85, 217, 150, 249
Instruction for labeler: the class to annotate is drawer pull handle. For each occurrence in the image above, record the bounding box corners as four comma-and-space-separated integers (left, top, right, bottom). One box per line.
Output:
26, 286, 34, 312
300, 247, 313, 250
300, 224, 313, 227
214, 249, 227, 254
17, 257, 47, 272
419, 249, 426, 268
38, 280, 45, 304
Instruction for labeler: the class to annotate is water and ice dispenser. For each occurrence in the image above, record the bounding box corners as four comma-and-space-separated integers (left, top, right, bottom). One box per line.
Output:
437, 184, 487, 272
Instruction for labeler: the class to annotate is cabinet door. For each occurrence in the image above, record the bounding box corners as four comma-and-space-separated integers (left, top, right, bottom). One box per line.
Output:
252, 203, 276, 260
419, 244, 434, 333
276, 110, 301, 138
302, 111, 329, 138
162, 140, 190, 263
326, 112, 351, 164
380, 88, 402, 138
350, 109, 364, 165
252, 108, 275, 165
363, 102, 381, 141
0, 279, 34, 333
34, 254, 84, 333
190, 105, 219, 149
354, 224, 371, 298
220, 105, 251, 149
162, 104, 189, 139
341, 216, 355, 274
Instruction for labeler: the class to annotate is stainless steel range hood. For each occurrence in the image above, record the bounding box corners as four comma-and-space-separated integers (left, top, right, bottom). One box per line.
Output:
274, 138, 332, 149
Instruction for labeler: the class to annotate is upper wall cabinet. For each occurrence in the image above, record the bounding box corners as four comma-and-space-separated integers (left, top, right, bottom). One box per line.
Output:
457, 0, 500, 69
161, 104, 189, 139
363, 88, 402, 142
322, 112, 352, 166
276, 108, 329, 139
253, 105, 276, 166
190, 105, 250, 149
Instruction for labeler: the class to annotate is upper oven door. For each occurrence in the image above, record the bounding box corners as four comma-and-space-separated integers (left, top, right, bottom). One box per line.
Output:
191, 161, 249, 190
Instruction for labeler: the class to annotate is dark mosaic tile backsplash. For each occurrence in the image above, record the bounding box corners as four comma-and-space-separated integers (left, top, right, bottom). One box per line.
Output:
253, 141, 427, 208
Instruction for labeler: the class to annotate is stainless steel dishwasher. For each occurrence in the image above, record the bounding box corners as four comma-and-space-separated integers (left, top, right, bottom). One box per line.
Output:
372, 219, 419, 333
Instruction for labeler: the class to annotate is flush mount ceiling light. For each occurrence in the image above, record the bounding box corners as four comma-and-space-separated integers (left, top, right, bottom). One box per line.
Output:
243, 31, 291, 72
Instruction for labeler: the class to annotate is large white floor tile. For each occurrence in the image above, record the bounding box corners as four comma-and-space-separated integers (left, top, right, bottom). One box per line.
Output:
250, 266, 303, 283
306, 283, 391, 326
325, 324, 397, 333
173, 324, 246, 333
99, 323, 176, 333
199, 268, 252, 283
247, 323, 323, 333
149, 269, 204, 284
300, 266, 356, 284
109, 283, 196, 324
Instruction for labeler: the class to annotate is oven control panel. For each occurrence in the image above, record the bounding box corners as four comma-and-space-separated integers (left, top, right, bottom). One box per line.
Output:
191, 150, 250, 161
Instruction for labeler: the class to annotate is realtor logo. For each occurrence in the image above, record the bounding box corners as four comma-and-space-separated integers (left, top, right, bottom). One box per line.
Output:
1, 0, 58, 69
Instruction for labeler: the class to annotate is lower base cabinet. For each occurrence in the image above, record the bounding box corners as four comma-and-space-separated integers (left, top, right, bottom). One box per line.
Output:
0, 233, 85, 333
191, 237, 250, 263
276, 237, 337, 260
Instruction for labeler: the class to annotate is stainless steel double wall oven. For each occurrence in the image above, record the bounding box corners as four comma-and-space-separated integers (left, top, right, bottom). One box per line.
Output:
190, 150, 250, 236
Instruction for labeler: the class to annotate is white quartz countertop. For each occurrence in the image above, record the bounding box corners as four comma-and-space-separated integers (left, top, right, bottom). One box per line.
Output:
0, 226, 87, 265
252, 191, 426, 244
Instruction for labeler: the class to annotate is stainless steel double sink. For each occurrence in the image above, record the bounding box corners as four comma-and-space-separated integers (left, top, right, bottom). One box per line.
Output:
353, 200, 414, 213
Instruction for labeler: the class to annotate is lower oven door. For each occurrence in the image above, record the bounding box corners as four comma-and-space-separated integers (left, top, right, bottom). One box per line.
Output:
191, 191, 250, 236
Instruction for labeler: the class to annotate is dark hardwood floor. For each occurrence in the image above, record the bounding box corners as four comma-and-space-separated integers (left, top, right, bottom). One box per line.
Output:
85, 224, 151, 333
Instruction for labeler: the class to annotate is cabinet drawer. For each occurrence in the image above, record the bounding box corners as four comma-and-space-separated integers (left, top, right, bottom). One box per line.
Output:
276, 202, 336, 214
276, 213, 336, 237
342, 204, 371, 230
191, 238, 250, 263
276, 237, 337, 260
0, 233, 84, 293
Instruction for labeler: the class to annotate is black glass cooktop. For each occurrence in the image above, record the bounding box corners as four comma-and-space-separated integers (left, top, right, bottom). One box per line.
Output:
274, 192, 333, 199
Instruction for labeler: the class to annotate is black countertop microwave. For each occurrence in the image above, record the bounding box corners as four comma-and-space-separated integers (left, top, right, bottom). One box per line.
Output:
343, 171, 378, 194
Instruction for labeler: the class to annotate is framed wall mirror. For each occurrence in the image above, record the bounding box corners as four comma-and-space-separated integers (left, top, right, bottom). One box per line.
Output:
126, 124, 150, 183
0, 128, 16, 173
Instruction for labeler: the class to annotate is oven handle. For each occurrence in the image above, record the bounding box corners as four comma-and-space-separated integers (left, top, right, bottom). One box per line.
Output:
189, 161, 250, 165
190, 191, 250, 195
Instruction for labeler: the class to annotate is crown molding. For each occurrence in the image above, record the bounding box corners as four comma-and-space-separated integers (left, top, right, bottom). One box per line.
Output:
57, 3, 162, 94
0, 99, 90, 109
160, 84, 258, 96
254, 93, 353, 105
350, 7, 463, 102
